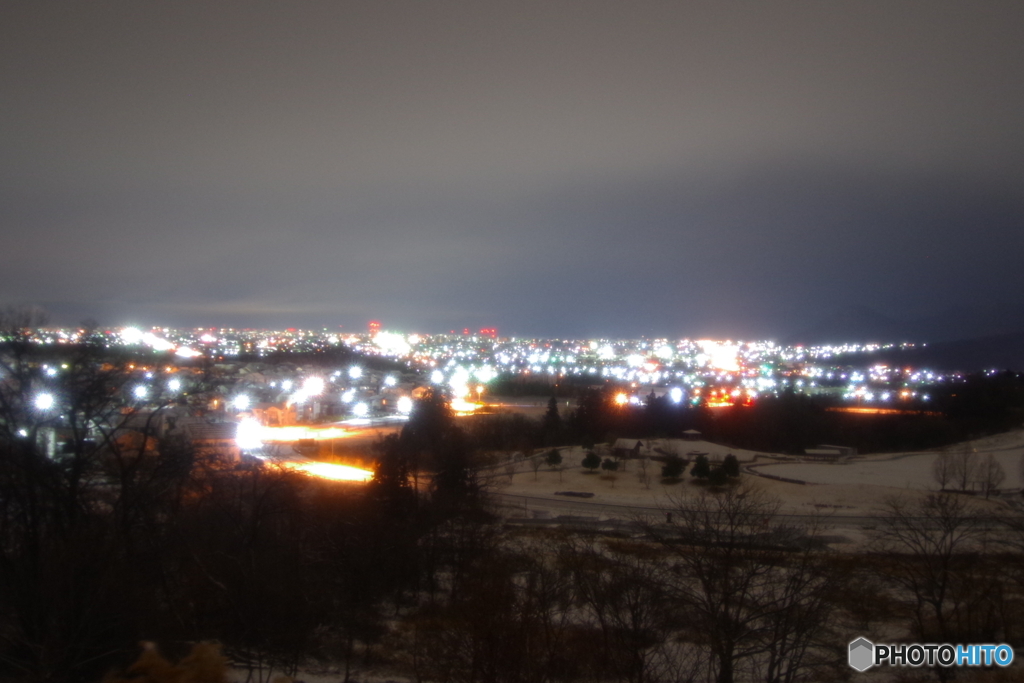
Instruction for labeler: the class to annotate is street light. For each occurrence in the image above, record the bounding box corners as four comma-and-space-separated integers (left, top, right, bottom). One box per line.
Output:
397, 396, 413, 414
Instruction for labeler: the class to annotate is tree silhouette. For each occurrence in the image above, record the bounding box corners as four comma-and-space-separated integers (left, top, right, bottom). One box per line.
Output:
545, 448, 562, 469
660, 456, 685, 480
721, 454, 740, 478
691, 454, 711, 479
542, 396, 562, 445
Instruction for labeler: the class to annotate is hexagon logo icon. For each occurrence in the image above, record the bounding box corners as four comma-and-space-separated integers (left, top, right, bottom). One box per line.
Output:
849, 637, 874, 672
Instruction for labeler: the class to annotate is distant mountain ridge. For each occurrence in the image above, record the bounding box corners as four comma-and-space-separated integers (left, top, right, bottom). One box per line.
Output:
788, 303, 1024, 346
872, 332, 1024, 373
786, 303, 1024, 372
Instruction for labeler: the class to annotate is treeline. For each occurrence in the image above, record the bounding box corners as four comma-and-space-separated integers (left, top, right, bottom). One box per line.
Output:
491, 373, 1024, 455
72, 477, 1024, 683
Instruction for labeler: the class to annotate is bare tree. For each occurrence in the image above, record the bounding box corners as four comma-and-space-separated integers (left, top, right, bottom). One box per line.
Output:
932, 452, 955, 490
648, 487, 844, 683
873, 494, 1002, 672
637, 456, 651, 489
559, 535, 702, 683
502, 456, 519, 483
530, 453, 544, 480
949, 446, 978, 491
0, 310, 190, 680
977, 454, 1005, 498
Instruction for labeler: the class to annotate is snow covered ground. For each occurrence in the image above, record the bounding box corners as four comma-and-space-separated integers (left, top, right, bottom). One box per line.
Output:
754, 430, 1024, 490
491, 431, 1024, 519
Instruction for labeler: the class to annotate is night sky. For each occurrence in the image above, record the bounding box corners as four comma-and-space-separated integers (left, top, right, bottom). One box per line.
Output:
3, 2, 1023, 339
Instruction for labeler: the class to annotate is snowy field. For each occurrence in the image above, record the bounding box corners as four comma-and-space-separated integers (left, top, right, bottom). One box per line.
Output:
755, 450, 1024, 490
492, 431, 1024, 518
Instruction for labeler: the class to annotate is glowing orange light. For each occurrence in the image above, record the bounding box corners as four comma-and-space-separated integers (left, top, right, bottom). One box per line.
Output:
614, 393, 629, 406
450, 397, 480, 415
281, 460, 373, 482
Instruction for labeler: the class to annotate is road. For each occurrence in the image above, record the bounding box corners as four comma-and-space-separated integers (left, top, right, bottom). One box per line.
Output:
487, 491, 887, 529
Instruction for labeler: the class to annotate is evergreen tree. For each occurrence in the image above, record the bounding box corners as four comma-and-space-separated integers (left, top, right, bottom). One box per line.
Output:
544, 448, 562, 469
540, 397, 565, 446
691, 454, 711, 479
661, 456, 685, 479
722, 453, 740, 478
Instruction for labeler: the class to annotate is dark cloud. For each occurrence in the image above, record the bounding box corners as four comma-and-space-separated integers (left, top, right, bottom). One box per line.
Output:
3, 1, 1023, 338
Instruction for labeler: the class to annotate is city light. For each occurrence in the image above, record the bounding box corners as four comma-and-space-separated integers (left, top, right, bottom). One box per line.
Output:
235, 417, 264, 450
34, 392, 54, 411
303, 376, 325, 396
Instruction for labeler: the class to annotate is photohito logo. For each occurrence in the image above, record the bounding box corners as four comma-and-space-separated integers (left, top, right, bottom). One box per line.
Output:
849, 638, 874, 672
849, 638, 1014, 671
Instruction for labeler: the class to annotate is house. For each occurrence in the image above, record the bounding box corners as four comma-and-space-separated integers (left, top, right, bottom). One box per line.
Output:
613, 438, 644, 459
187, 422, 241, 462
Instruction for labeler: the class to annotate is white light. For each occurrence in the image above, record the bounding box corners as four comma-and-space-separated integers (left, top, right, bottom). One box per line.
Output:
288, 389, 310, 406
235, 417, 264, 450
168, 378, 182, 392
303, 376, 325, 396
34, 393, 54, 411
17, 428, 28, 438
348, 366, 362, 380
282, 380, 293, 392
431, 370, 445, 385
142, 332, 175, 352
474, 365, 496, 383
669, 387, 684, 404
133, 385, 148, 400
342, 389, 355, 403
353, 402, 369, 417
121, 327, 144, 344
44, 366, 57, 377
383, 375, 397, 387
233, 395, 250, 411
374, 332, 411, 356
397, 396, 413, 414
